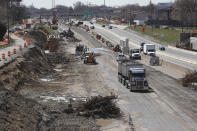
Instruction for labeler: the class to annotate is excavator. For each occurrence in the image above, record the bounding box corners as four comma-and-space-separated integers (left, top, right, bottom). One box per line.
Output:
84, 52, 96, 64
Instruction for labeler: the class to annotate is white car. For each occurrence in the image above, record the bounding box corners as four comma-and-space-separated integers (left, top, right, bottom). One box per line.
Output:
116, 54, 127, 61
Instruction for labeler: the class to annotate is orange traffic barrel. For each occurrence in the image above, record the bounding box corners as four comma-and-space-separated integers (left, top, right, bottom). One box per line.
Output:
26, 39, 30, 44
8, 51, 11, 57
24, 43, 27, 47
2, 53, 5, 59
19, 45, 22, 51
13, 48, 16, 54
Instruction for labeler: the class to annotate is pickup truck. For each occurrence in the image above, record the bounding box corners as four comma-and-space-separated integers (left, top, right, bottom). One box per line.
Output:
129, 49, 141, 60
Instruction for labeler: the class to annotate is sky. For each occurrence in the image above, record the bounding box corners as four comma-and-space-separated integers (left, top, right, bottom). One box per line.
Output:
21, 0, 174, 9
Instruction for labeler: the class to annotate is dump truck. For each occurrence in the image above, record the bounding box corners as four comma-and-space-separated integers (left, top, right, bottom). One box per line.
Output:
129, 49, 141, 60
118, 60, 149, 91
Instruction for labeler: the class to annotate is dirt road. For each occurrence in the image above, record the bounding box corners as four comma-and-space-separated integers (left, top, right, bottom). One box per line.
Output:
71, 26, 197, 131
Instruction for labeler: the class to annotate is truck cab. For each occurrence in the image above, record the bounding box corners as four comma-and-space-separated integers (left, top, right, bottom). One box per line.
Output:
130, 49, 141, 60
127, 68, 149, 91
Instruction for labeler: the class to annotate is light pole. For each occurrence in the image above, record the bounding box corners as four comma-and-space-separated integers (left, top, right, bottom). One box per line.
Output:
7, 1, 10, 44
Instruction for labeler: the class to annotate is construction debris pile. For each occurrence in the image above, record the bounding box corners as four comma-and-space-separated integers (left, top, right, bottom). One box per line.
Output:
182, 71, 197, 87
77, 95, 121, 118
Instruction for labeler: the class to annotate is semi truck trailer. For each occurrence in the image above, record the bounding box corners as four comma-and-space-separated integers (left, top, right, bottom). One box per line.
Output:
118, 60, 149, 91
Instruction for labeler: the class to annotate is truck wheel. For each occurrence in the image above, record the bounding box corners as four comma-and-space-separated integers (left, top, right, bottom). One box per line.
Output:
130, 87, 133, 92
126, 84, 129, 89
121, 79, 124, 84
123, 80, 126, 86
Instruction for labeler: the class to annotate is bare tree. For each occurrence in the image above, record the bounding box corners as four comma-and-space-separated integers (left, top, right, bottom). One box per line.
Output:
172, 0, 197, 26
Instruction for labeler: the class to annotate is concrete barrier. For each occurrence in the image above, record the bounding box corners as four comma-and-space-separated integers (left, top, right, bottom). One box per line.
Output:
168, 45, 197, 55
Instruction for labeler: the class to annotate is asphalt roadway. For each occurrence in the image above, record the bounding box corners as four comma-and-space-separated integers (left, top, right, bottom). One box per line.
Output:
69, 25, 197, 131
84, 22, 197, 70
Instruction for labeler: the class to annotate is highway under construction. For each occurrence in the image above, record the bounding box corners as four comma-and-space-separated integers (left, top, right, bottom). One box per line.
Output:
0, 18, 197, 131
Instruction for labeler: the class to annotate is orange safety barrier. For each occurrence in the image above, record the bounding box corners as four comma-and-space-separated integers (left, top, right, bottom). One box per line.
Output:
2, 53, 5, 59
13, 48, 16, 54
24, 43, 27, 47
26, 39, 30, 44
8, 51, 11, 57
19, 45, 22, 51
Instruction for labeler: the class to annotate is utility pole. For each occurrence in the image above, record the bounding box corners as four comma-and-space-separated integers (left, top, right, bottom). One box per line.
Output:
104, 0, 106, 18
150, 0, 153, 31
128, 8, 132, 26
7, 1, 10, 44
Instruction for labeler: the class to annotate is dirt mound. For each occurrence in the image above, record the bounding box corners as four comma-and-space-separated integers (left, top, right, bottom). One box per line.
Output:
0, 84, 47, 131
0, 46, 53, 91
27, 31, 47, 49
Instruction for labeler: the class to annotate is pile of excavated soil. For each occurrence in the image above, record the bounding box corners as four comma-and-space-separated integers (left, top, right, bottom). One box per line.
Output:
27, 31, 47, 49
0, 46, 53, 91
0, 84, 47, 131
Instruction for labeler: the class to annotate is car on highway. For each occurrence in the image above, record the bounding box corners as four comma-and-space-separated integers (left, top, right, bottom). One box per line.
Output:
159, 46, 166, 51
102, 25, 105, 27
108, 26, 112, 29
90, 26, 95, 29
140, 42, 145, 51
116, 54, 127, 61
74, 23, 79, 27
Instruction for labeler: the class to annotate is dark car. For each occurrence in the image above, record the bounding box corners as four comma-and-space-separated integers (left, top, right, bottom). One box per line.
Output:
140, 42, 145, 51
90, 26, 95, 29
108, 26, 112, 29
159, 46, 165, 51
74, 24, 79, 27
102, 25, 105, 27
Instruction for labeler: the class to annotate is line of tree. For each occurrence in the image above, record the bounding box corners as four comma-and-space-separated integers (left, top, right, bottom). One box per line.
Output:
172, 0, 197, 26
0, 0, 29, 25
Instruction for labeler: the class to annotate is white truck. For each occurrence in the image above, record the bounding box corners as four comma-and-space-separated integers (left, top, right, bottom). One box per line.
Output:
129, 49, 141, 60
118, 60, 149, 91
143, 44, 156, 56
